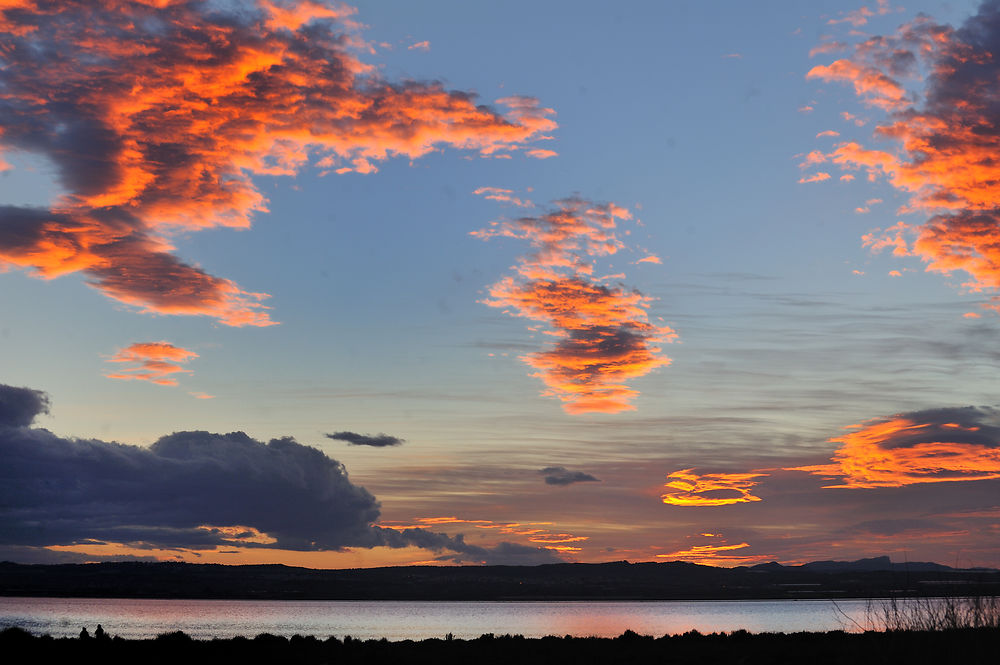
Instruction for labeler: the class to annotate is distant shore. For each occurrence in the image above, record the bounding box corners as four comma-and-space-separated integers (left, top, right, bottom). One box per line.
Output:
3, 625, 1000, 664
3, 559, 998, 601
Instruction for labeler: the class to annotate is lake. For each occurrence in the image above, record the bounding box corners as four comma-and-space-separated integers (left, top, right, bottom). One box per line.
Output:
0, 597, 891, 639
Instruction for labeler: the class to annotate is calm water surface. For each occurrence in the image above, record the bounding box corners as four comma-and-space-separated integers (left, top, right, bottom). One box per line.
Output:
0, 597, 883, 639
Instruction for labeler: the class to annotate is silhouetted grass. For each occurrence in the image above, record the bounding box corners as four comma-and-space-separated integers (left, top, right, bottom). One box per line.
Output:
863, 595, 1000, 632
2, 624, 999, 665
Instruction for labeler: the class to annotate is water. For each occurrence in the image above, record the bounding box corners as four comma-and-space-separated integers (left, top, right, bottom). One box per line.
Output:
0, 597, 883, 640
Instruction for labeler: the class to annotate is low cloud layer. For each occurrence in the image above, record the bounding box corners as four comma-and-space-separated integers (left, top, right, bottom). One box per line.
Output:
326, 431, 405, 447
0, 384, 561, 565
474, 195, 675, 414
790, 407, 1000, 488
0, 1, 555, 327
104, 341, 198, 386
807, 1, 1000, 314
539, 466, 600, 486
379, 515, 585, 556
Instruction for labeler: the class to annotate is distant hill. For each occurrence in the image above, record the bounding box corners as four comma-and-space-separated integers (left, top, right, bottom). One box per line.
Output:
752, 556, 962, 574
0, 557, 997, 601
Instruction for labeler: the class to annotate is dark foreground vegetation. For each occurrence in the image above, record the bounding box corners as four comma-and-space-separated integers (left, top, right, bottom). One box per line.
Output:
2, 557, 998, 600
2, 625, 999, 665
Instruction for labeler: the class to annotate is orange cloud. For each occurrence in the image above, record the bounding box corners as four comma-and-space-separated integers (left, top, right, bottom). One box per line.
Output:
807, 59, 907, 110
655, 533, 770, 566
0, 1, 556, 326
473, 195, 675, 414
526, 148, 558, 159
104, 341, 198, 386
379, 516, 587, 553
828, 1, 892, 27
810, 41, 848, 57
789, 408, 1000, 488
855, 198, 882, 213
661, 468, 768, 506
816, 130, 841, 138
798, 172, 832, 183
636, 254, 662, 264
197, 524, 277, 545
808, 8, 1000, 312
473, 186, 532, 208
407, 40, 431, 51
798, 150, 827, 168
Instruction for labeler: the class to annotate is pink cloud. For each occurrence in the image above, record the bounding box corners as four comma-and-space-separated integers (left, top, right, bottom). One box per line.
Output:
104, 341, 198, 386
798, 172, 832, 184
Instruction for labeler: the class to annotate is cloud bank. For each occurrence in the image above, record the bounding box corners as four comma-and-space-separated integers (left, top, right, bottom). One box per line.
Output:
0, 384, 561, 565
0, 1, 556, 326
474, 195, 676, 414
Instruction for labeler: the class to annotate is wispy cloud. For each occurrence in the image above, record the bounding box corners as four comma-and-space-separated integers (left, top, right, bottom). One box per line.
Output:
473, 194, 676, 414
0, 1, 556, 327
655, 533, 770, 566
473, 187, 533, 208
827, 0, 893, 27
104, 341, 198, 387
798, 172, 831, 183
661, 468, 768, 506
380, 515, 587, 554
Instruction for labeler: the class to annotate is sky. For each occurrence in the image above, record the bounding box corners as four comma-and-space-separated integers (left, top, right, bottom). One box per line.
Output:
2, 0, 1000, 569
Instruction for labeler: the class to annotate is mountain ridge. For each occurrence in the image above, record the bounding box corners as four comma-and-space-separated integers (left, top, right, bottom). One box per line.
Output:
1, 556, 997, 601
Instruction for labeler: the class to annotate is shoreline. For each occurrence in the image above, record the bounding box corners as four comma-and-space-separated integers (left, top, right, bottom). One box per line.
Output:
4, 626, 1000, 664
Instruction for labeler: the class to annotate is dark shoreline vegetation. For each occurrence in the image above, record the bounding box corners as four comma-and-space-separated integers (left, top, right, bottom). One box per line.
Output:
3, 625, 1000, 665
2, 558, 998, 600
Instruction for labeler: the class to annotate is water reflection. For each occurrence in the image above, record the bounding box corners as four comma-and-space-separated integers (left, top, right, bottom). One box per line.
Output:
0, 597, 904, 640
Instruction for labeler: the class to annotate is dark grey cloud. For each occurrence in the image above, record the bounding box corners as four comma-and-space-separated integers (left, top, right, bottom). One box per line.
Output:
433, 541, 564, 566
0, 385, 563, 565
326, 431, 405, 448
0, 545, 158, 565
540, 466, 600, 486
0, 384, 49, 427
871, 406, 1000, 450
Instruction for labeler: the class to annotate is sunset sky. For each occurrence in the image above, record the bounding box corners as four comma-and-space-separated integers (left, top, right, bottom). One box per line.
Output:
3, 0, 1000, 570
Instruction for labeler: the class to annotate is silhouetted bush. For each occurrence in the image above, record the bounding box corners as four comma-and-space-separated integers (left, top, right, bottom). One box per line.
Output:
0, 624, 998, 664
